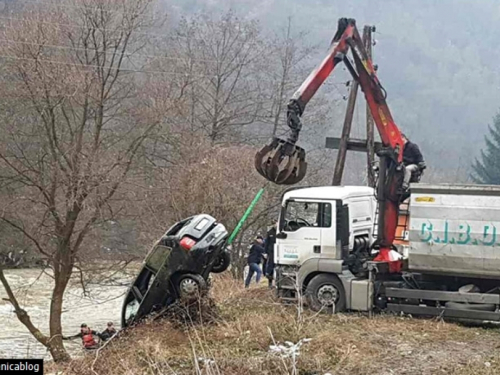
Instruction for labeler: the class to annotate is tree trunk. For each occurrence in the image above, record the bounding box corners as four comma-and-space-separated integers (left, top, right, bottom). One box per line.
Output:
48, 272, 72, 362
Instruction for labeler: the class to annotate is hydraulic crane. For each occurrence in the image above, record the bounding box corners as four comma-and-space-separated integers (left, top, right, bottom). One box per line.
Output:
255, 18, 421, 270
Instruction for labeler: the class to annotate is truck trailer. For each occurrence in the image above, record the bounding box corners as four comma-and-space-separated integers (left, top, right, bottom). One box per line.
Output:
274, 183, 500, 322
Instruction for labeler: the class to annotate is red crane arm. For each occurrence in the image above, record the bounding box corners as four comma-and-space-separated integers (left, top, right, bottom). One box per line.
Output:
346, 25, 403, 162
255, 17, 407, 271
290, 18, 404, 162
290, 22, 354, 108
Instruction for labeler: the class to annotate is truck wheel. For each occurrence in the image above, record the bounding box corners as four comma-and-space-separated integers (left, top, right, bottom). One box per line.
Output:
211, 251, 231, 273
306, 274, 346, 314
177, 274, 207, 301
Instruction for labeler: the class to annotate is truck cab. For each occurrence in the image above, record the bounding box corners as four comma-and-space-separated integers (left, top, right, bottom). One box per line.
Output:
275, 186, 377, 312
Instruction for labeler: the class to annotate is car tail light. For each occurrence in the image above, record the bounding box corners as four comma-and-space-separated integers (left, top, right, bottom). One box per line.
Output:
180, 237, 196, 251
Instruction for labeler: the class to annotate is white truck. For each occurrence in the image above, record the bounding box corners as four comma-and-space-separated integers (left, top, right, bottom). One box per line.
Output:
274, 183, 500, 321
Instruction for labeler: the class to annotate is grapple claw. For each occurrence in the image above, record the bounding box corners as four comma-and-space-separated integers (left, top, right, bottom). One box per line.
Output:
254, 141, 275, 177
254, 138, 307, 185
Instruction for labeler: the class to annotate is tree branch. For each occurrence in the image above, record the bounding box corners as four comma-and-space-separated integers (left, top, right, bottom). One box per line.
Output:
0, 266, 49, 346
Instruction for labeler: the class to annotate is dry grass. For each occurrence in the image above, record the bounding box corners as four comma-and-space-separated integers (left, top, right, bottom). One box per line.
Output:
47, 274, 500, 375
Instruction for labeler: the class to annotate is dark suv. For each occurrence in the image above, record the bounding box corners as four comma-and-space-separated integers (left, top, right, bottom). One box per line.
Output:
121, 214, 231, 327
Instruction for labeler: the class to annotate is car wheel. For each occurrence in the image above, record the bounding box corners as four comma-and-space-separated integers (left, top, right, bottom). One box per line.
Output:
211, 251, 231, 273
306, 274, 346, 314
177, 274, 207, 301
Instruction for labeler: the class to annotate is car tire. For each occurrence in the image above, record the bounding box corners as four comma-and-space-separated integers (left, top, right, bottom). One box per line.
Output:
305, 273, 346, 314
211, 251, 231, 273
177, 273, 207, 301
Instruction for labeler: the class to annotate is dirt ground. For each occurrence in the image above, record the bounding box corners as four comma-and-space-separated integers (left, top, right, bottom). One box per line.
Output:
47, 275, 500, 375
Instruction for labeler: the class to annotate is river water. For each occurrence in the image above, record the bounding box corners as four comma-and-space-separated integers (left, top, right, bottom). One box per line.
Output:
0, 268, 132, 359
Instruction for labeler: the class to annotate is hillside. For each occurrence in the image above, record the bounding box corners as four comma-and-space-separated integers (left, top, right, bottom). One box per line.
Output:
48, 275, 500, 375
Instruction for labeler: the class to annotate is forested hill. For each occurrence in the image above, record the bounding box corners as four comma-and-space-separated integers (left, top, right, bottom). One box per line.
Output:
164, 0, 500, 174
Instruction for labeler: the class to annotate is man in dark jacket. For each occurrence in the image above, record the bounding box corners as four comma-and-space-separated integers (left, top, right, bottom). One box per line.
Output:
402, 133, 425, 190
245, 236, 265, 288
264, 225, 277, 289
261, 237, 268, 281
99, 322, 117, 342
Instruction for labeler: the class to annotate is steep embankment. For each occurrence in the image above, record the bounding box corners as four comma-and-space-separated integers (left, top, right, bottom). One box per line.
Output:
49, 275, 500, 375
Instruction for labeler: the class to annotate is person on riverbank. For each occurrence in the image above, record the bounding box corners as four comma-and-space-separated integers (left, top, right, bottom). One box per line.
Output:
63, 323, 99, 350
99, 322, 117, 342
245, 236, 266, 288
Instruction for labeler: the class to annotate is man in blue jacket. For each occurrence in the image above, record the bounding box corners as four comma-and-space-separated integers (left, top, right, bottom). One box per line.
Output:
245, 235, 266, 288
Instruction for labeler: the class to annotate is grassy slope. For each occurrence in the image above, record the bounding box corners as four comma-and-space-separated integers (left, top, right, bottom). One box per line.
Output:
49, 275, 500, 375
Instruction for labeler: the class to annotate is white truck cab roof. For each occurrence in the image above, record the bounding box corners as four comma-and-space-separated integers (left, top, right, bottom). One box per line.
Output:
282, 186, 375, 202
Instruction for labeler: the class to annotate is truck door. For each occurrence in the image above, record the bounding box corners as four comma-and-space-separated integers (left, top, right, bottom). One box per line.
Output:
348, 198, 374, 246
277, 200, 334, 264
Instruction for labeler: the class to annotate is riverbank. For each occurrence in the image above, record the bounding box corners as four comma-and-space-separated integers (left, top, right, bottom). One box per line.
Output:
0, 267, 137, 359
47, 274, 500, 375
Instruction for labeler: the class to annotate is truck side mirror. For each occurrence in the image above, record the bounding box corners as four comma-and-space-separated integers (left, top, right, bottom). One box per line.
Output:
276, 232, 287, 239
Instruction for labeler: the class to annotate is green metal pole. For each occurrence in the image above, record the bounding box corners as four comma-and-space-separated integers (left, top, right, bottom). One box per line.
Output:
227, 187, 266, 245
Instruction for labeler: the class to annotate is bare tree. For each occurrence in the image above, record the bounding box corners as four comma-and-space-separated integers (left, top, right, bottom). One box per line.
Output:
163, 11, 267, 144
127, 12, 284, 275
255, 18, 348, 185
0, 0, 181, 361
260, 17, 315, 138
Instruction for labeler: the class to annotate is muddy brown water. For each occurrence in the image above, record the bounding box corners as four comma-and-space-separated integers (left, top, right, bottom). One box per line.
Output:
0, 268, 132, 359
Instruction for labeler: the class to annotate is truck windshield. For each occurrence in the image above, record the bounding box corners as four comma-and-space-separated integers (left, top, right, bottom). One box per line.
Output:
282, 201, 331, 231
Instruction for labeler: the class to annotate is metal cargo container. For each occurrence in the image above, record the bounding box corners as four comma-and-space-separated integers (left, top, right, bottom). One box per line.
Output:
408, 184, 500, 279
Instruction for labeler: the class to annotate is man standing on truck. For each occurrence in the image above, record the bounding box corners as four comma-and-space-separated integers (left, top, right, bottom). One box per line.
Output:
402, 133, 425, 190
245, 235, 266, 288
